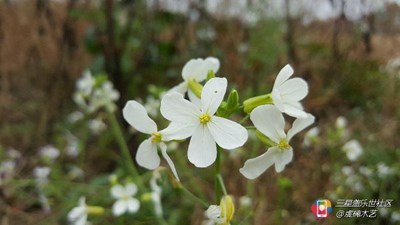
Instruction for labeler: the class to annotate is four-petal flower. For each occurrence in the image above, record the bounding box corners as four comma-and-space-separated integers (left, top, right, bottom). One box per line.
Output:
161, 77, 248, 168
240, 105, 314, 179
110, 183, 140, 217
271, 64, 309, 118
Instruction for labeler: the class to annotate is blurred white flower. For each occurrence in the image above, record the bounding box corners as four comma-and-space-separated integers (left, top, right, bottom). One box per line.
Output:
204, 195, 235, 225
39, 145, 60, 161
161, 78, 248, 168
65, 133, 79, 158
377, 163, 393, 177
271, 64, 309, 118
303, 127, 320, 147
335, 116, 347, 129
341, 166, 353, 176
391, 211, 400, 222
90, 81, 120, 112
169, 57, 220, 104
87, 118, 106, 134
123, 100, 181, 180
0, 160, 16, 185
150, 170, 163, 217
204, 205, 225, 225
76, 70, 95, 96
110, 183, 140, 216
240, 105, 314, 179
67, 111, 84, 124
34, 166, 51, 187
342, 140, 363, 161
144, 95, 161, 118
6, 148, 21, 159
359, 166, 372, 177
68, 166, 84, 180
68, 197, 88, 225
239, 196, 252, 208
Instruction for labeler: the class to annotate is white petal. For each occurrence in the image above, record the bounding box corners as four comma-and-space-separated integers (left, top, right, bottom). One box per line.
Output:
287, 113, 315, 140
182, 58, 207, 81
274, 148, 293, 172
204, 57, 220, 74
124, 183, 138, 196
111, 184, 125, 199
250, 105, 286, 143
68, 207, 85, 222
273, 64, 294, 87
75, 214, 87, 225
282, 101, 308, 119
188, 126, 217, 168
188, 89, 202, 107
159, 142, 180, 181
160, 92, 200, 123
126, 198, 140, 213
278, 78, 308, 102
112, 200, 127, 216
201, 77, 227, 115
136, 139, 160, 170
122, 100, 157, 134
239, 147, 278, 179
160, 122, 197, 141
208, 116, 248, 149
168, 82, 188, 95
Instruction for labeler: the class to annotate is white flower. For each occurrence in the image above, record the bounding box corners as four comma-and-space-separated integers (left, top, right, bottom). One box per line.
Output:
391, 211, 400, 222
271, 64, 309, 118
240, 105, 314, 179
239, 196, 252, 208
90, 81, 120, 112
65, 132, 79, 158
110, 183, 140, 216
377, 163, 393, 177
0, 160, 16, 185
87, 118, 106, 134
169, 57, 220, 104
6, 148, 21, 159
342, 140, 363, 161
160, 77, 248, 168
33, 166, 51, 187
335, 116, 347, 129
122, 100, 180, 180
76, 70, 95, 96
303, 127, 319, 147
150, 170, 163, 217
204, 205, 225, 225
68, 197, 88, 225
39, 145, 60, 161
68, 111, 84, 124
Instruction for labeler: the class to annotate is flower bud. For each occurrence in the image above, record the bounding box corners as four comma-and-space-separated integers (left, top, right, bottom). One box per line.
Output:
243, 94, 272, 114
188, 80, 203, 98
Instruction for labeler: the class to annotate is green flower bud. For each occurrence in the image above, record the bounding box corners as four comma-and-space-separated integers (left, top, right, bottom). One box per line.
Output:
243, 94, 273, 114
188, 80, 203, 98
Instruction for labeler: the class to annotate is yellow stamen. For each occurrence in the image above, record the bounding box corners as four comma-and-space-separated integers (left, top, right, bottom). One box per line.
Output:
199, 114, 211, 125
278, 139, 291, 150
151, 132, 162, 143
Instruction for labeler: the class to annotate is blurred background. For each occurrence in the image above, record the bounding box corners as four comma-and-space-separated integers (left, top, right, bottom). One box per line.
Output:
0, 0, 399, 224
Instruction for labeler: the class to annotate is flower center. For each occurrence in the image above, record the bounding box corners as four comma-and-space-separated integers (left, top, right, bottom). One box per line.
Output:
199, 114, 211, 125
151, 132, 162, 143
278, 139, 291, 151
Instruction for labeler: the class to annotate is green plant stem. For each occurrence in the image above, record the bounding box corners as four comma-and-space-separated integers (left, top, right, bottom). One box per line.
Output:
107, 111, 143, 188
179, 184, 208, 208
240, 114, 250, 124
215, 147, 222, 202
217, 174, 228, 196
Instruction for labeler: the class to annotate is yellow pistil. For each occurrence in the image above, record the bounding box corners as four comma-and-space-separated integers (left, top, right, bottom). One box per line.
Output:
278, 139, 291, 151
151, 132, 162, 143
220, 195, 235, 225
199, 114, 211, 125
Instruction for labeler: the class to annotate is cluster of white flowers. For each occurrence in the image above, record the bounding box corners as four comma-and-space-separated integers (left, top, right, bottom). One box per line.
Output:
122, 58, 315, 183
73, 70, 120, 113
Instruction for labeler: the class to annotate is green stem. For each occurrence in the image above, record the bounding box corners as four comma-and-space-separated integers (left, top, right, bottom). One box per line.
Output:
215, 147, 222, 202
217, 174, 228, 196
107, 112, 143, 188
239, 114, 250, 124
179, 184, 208, 208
